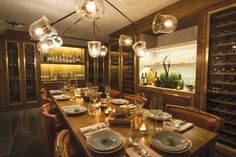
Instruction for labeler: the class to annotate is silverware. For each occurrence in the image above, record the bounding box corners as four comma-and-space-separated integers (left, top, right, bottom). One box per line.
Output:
133, 144, 150, 157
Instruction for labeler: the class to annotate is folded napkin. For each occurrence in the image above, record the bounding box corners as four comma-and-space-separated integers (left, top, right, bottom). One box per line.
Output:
49, 90, 61, 94
126, 144, 162, 157
80, 123, 109, 137
120, 104, 136, 108
174, 122, 194, 133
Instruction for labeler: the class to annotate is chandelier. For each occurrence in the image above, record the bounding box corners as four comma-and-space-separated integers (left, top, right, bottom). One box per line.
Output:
29, 0, 177, 58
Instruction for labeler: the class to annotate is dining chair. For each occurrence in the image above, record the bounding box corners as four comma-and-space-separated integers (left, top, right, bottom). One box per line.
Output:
41, 103, 66, 157
123, 93, 147, 106
166, 104, 224, 132
110, 89, 120, 98
54, 129, 82, 157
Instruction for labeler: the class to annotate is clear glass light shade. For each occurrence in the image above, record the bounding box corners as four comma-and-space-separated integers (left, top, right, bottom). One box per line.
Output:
37, 38, 54, 53
75, 0, 105, 21
52, 36, 63, 48
29, 15, 57, 40
152, 13, 177, 34
100, 45, 108, 57
132, 41, 147, 58
88, 41, 101, 58
119, 34, 133, 46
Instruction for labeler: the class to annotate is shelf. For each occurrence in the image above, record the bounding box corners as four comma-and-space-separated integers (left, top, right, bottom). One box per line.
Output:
213, 11, 236, 19
208, 99, 236, 106
143, 62, 196, 67
212, 32, 236, 38
222, 129, 236, 136
224, 120, 236, 126
41, 78, 85, 82
214, 21, 236, 28
211, 72, 236, 75
210, 81, 236, 85
41, 62, 84, 65
211, 63, 236, 66
218, 137, 236, 147
212, 53, 236, 57
208, 90, 236, 96
208, 107, 236, 116
212, 42, 236, 48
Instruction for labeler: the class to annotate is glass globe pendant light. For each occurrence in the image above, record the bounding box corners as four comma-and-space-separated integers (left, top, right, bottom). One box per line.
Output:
29, 15, 57, 40
100, 45, 108, 57
152, 13, 177, 34
75, 0, 105, 21
119, 34, 133, 46
51, 35, 63, 48
37, 38, 54, 53
132, 41, 147, 58
87, 41, 101, 57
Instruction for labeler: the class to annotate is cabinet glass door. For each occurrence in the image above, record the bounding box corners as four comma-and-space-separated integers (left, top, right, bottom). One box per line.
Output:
6, 42, 20, 105
24, 43, 37, 102
109, 43, 119, 90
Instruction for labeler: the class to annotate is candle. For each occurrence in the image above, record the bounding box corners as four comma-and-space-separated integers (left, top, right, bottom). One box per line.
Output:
108, 107, 112, 112
139, 123, 147, 132
112, 108, 116, 113
177, 86, 181, 90
104, 109, 109, 116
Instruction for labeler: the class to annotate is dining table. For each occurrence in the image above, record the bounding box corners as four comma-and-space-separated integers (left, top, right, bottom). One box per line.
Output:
49, 92, 219, 157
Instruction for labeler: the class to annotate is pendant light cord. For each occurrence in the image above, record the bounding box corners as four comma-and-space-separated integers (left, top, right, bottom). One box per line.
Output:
61, 18, 81, 35
51, 11, 76, 26
105, 0, 138, 39
93, 21, 96, 40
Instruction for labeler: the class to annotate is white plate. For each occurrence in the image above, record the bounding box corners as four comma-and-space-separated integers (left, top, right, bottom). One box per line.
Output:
147, 111, 172, 121
61, 105, 87, 115
151, 131, 190, 152
49, 90, 61, 94
87, 129, 125, 152
111, 99, 129, 105
88, 140, 125, 154
54, 95, 71, 100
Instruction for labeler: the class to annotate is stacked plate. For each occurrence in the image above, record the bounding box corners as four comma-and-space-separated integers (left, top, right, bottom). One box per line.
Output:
111, 99, 129, 105
147, 110, 172, 121
61, 105, 87, 115
49, 90, 61, 95
87, 129, 125, 154
151, 131, 192, 153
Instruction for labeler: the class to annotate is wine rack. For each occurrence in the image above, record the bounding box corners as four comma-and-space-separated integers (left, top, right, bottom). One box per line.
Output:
109, 43, 120, 90
98, 57, 104, 84
6, 42, 21, 105
24, 43, 37, 102
122, 46, 135, 94
206, 5, 236, 149
88, 55, 96, 83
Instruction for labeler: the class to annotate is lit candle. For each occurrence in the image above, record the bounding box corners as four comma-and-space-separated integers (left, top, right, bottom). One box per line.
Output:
108, 107, 112, 112
104, 109, 109, 116
177, 86, 181, 90
112, 108, 116, 113
95, 103, 100, 108
139, 123, 147, 132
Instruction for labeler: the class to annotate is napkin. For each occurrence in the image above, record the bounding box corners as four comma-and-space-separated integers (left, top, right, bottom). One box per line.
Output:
80, 123, 109, 137
126, 144, 162, 157
120, 104, 136, 108
174, 122, 194, 133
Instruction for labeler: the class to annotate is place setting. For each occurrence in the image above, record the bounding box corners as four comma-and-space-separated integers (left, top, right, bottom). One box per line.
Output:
61, 105, 87, 115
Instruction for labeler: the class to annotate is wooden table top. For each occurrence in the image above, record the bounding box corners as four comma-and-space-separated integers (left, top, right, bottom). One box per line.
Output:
50, 95, 218, 157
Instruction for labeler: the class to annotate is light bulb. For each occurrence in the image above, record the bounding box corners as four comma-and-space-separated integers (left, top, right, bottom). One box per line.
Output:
100, 45, 108, 57
88, 41, 101, 58
86, 1, 96, 13
35, 28, 43, 35
52, 36, 63, 48
75, 0, 104, 21
132, 41, 147, 58
37, 38, 53, 53
164, 20, 173, 27
119, 34, 133, 46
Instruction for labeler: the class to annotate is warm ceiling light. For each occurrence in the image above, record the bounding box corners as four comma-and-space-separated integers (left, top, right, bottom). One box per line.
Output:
37, 38, 53, 53
75, 0, 105, 21
52, 36, 63, 48
88, 41, 101, 58
132, 41, 147, 58
29, 15, 57, 40
100, 45, 108, 57
119, 34, 133, 46
152, 13, 177, 34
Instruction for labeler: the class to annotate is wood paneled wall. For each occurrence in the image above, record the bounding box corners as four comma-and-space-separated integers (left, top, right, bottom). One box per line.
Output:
109, 0, 235, 110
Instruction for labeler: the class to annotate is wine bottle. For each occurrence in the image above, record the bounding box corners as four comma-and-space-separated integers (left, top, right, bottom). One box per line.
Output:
143, 73, 148, 85
140, 73, 144, 85
43, 54, 47, 62
177, 74, 184, 90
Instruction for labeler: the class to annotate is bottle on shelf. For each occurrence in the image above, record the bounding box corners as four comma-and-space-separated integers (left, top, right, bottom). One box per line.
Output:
43, 54, 47, 62
177, 74, 184, 90
140, 73, 144, 85
143, 73, 148, 85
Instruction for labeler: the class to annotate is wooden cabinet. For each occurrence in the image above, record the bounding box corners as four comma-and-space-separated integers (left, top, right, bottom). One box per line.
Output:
4, 41, 40, 109
206, 4, 236, 149
108, 42, 136, 94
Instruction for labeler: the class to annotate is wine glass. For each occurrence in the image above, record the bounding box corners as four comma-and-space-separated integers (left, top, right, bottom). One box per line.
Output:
150, 97, 162, 129
88, 88, 98, 116
105, 85, 110, 103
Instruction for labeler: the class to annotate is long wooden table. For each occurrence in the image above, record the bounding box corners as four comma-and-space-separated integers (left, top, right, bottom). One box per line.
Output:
50, 94, 218, 157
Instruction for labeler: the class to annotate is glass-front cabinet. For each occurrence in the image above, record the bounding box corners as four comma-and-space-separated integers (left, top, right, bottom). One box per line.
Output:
5, 41, 39, 108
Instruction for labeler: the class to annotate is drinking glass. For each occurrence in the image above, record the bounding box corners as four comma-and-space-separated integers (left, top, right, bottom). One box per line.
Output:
125, 106, 137, 129
88, 88, 99, 116
105, 85, 110, 103
150, 97, 162, 129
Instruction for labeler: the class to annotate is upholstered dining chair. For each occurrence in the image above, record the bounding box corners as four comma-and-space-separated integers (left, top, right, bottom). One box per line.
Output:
165, 104, 224, 132
123, 93, 147, 106
110, 89, 120, 98
54, 129, 81, 157
41, 103, 66, 157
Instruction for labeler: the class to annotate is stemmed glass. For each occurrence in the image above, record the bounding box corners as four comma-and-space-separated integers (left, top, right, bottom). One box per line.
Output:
150, 97, 162, 129
105, 85, 110, 103
88, 87, 98, 116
